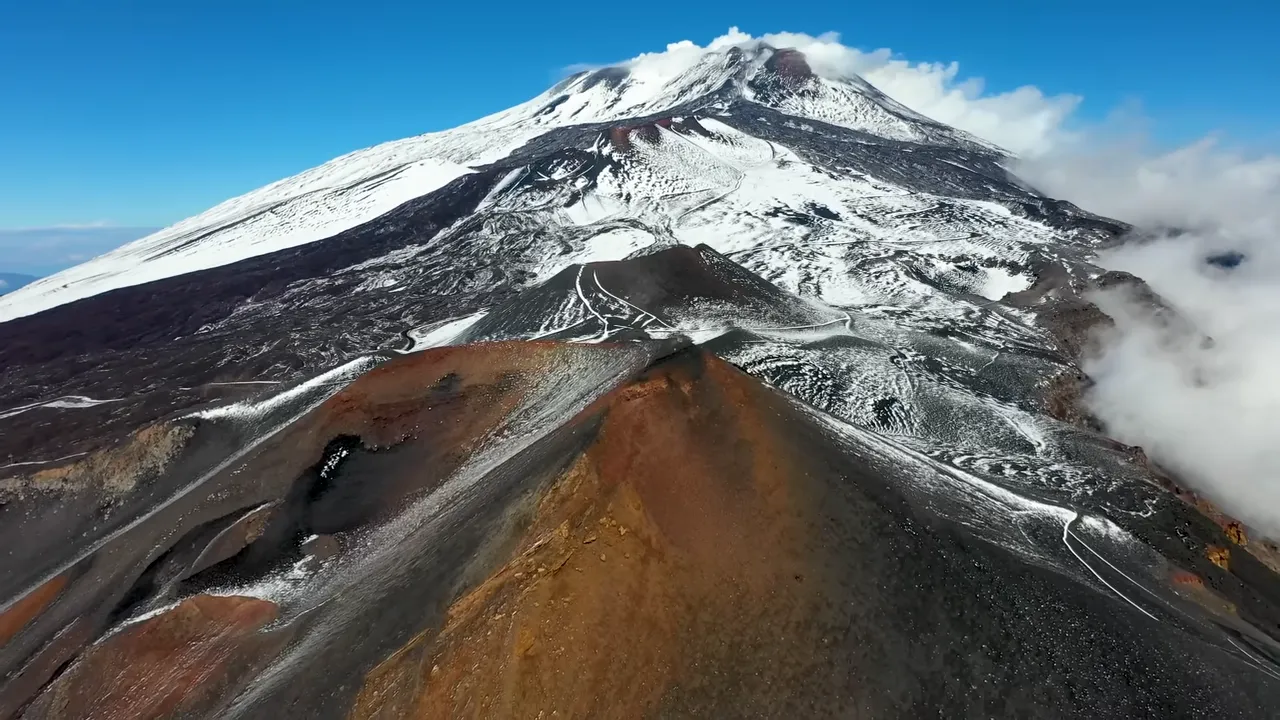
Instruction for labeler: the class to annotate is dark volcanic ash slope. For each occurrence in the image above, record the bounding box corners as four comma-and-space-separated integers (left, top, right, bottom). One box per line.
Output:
1, 40, 1279, 718
6, 339, 1280, 719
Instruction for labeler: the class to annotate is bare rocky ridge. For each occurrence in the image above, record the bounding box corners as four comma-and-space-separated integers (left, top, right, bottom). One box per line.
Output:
1, 42, 1278, 718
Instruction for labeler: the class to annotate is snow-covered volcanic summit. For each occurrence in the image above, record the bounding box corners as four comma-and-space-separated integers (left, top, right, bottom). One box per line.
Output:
3, 30, 1279, 719
0, 36, 996, 323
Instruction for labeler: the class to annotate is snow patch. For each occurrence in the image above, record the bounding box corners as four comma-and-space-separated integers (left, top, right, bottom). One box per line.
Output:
0, 395, 123, 420
978, 267, 1032, 301
405, 311, 490, 352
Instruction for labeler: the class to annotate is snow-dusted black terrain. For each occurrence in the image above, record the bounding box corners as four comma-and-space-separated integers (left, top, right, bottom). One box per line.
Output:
2, 40, 1278, 718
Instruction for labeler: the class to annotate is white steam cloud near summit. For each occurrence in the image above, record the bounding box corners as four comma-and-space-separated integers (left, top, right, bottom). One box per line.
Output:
610, 29, 1280, 533
599, 27, 1079, 157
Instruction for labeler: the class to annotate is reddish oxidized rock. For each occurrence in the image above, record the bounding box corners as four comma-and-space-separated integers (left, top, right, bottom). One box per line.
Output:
23, 595, 279, 720
1206, 545, 1231, 571
0, 574, 67, 646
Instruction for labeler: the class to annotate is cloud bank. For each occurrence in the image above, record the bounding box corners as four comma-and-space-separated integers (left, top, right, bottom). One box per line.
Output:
604, 28, 1280, 532
1045, 145, 1280, 534
1004, 110, 1280, 535
1083, 229, 1280, 534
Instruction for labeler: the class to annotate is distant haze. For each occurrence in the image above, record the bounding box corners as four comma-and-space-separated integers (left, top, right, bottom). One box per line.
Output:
0, 273, 37, 294
0, 226, 158, 276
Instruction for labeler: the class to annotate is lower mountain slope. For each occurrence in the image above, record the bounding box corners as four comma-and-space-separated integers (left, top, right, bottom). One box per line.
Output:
5, 340, 1279, 719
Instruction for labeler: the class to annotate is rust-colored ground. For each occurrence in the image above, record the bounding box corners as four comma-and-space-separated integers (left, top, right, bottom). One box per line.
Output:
349, 351, 843, 719
308, 341, 590, 451
3, 342, 623, 718
0, 574, 67, 646
221, 341, 634, 530
1170, 569, 1238, 619
23, 595, 278, 720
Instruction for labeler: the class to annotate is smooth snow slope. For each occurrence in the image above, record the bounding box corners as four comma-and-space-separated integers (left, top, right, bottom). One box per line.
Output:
0, 41, 998, 323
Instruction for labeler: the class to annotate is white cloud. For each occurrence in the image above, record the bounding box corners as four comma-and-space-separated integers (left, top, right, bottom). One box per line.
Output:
1000, 104, 1280, 532
858, 60, 1078, 158
748, 30, 1080, 157
1018, 135, 1280, 236
582, 27, 1081, 157
1045, 147, 1280, 533
1082, 228, 1280, 534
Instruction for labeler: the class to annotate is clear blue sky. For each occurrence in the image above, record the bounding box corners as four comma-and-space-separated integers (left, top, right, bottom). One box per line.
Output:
1, 0, 1276, 233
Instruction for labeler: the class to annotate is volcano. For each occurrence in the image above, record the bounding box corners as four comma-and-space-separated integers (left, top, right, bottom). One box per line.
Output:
2, 39, 1279, 719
